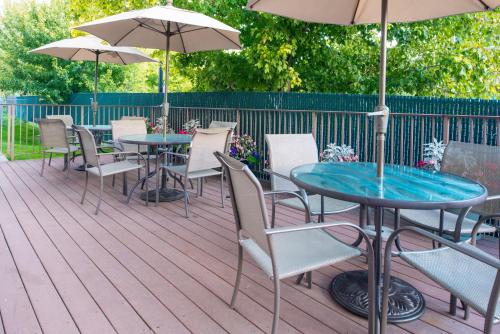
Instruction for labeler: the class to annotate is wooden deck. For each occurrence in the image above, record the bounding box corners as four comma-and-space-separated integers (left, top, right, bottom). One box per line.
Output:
0, 157, 497, 334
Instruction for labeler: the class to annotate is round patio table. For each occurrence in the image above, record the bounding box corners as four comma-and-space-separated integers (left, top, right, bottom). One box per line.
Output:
119, 134, 192, 203
290, 162, 487, 324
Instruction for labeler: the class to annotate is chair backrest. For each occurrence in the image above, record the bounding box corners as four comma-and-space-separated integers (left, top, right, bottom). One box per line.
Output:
442, 141, 500, 215
73, 125, 99, 167
187, 128, 232, 173
111, 119, 147, 153
46, 115, 74, 127
38, 119, 70, 148
215, 152, 270, 254
209, 120, 237, 131
266, 134, 319, 191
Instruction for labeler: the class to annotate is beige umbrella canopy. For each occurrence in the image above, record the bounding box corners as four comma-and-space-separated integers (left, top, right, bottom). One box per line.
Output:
75, 0, 241, 135
248, 0, 500, 178
31, 36, 157, 125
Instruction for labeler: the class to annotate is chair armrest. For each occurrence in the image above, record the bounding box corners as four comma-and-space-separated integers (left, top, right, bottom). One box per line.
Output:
264, 190, 311, 219
387, 227, 500, 269
266, 221, 367, 236
158, 151, 189, 160
263, 168, 291, 181
471, 214, 500, 245
486, 195, 500, 201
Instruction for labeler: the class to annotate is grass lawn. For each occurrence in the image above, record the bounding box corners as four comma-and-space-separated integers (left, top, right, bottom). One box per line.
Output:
1, 117, 44, 160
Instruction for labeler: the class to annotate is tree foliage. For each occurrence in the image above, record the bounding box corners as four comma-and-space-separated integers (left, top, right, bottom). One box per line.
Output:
0, 0, 157, 102
2, 0, 498, 100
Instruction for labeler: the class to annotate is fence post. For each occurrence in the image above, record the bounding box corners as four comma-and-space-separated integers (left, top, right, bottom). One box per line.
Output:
311, 111, 317, 139
497, 119, 500, 146
443, 116, 450, 144
6, 105, 11, 158
8, 104, 15, 161
236, 109, 241, 136
80, 105, 85, 125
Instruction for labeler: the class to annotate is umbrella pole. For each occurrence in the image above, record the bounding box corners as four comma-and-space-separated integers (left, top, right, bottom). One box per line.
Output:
92, 52, 100, 127
374, 0, 389, 178
162, 23, 171, 136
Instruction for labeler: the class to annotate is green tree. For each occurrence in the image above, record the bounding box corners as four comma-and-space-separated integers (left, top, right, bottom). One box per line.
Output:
51, 1, 500, 99
0, 0, 158, 103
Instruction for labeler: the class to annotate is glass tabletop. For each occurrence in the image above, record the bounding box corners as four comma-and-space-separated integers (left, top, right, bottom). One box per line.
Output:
118, 133, 192, 145
290, 162, 487, 209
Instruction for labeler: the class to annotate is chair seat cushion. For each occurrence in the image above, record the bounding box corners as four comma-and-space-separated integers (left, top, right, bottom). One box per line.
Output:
45, 145, 79, 154
241, 226, 361, 280
163, 164, 222, 179
401, 243, 500, 318
398, 209, 496, 234
87, 160, 142, 177
277, 194, 358, 215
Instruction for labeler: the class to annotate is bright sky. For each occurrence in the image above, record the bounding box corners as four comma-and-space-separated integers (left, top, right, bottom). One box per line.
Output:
0, 0, 50, 14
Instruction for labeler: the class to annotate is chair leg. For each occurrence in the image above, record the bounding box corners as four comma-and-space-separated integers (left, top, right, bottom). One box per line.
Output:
271, 195, 277, 228
41, 151, 46, 176
271, 279, 281, 334
220, 173, 224, 208
461, 300, 470, 320
230, 244, 243, 308
48, 152, 53, 166
65, 154, 70, 178
81, 172, 89, 204
381, 251, 392, 334
450, 295, 457, 316
306, 271, 312, 289
95, 177, 103, 215
112, 175, 115, 188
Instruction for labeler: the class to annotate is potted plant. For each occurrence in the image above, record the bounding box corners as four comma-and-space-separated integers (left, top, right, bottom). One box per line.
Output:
229, 134, 260, 170
320, 143, 359, 162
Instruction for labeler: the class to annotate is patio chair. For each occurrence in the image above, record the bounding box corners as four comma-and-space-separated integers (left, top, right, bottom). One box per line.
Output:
209, 120, 237, 152
214, 151, 375, 334
46, 114, 78, 144
74, 125, 147, 215
397, 141, 499, 241
38, 118, 79, 178
382, 225, 500, 334
156, 128, 232, 217
111, 119, 148, 154
121, 116, 147, 121
265, 134, 358, 226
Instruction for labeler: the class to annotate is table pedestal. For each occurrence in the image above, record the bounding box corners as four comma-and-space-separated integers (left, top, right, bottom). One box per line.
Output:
330, 270, 425, 323
140, 188, 184, 202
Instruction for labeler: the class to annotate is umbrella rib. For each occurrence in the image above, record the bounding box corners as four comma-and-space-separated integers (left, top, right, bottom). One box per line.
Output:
210, 28, 241, 49
176, 22, 187, 53
171, 26, 207, 35
351, 0, 361, 24
476, 0, 491, 9
115, 52, 127, 65
115, 21, 142, 45
247, 0, 261, 9
68, 48, 83, 61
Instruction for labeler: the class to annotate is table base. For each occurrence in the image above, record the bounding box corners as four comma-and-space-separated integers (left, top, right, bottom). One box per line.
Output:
74, 164, 86, 172
330, 270, 425, 323
139, 188, 184, 202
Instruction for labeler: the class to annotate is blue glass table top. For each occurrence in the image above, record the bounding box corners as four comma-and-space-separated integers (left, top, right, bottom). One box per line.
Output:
290, 162, 487, 209
118, 134, 192, 145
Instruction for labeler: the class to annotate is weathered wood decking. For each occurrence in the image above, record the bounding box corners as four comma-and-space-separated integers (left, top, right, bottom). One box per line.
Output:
0, 158, 497, 334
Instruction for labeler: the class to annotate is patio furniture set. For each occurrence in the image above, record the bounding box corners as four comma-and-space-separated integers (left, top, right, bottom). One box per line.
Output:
37, 115, 500, 333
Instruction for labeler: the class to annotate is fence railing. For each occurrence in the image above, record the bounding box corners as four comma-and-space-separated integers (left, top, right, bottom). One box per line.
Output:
1, 103, 499, 167
1, 103, 161, 160
169, 106, 500, 173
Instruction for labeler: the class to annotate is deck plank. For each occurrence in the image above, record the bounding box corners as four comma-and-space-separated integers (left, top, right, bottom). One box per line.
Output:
15, 161, 194, 334
0, 207, 42, 334
0, 168, 79, 334
0, 157, 495, 334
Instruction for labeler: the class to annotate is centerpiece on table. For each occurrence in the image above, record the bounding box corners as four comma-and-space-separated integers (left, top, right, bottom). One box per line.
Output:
320, 143, 359, 162
416, 138, 446, 171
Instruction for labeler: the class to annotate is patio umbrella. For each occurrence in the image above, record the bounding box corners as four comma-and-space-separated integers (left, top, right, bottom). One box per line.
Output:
247, 0, 500, 178
74, 0, 241, 135
31, 36, 157, 126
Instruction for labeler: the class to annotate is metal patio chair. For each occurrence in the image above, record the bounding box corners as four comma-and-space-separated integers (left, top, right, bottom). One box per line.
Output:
38, 118, 79, 177
74, 125, 146, 215
156, 128, 232, 217
382, 225, 500, 334
209, 120, 237, 153
265, 134, 358, 226
398, 141, 499, 242
214, 151, 375, 334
